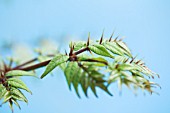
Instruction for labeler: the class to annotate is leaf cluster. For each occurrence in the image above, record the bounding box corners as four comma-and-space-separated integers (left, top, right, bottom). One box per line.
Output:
0, 33, 160, 112
41, 33, 160, 98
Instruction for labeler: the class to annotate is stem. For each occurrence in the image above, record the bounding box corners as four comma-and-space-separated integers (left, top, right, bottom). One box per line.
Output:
73, 47, 89, 55
11, 47, 90, 71
13, 58, 38, 70
17, 60, 51, 71
12, 54, 55, 70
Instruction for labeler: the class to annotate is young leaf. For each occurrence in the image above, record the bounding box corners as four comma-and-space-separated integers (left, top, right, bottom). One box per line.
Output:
6, 70, 35, 77
72, 67, 82, 98
116, 41, 132, 57
7, 78, 32, 94
89, 44, 113, 58
0, 85, 7, 100
64, 62, 79, 90
11, 87, 28, 103
103, 41, 124, 56
96, 83, 113, 96
2, 91, 11, 104
80, 75, 89, 97
73, 41, 86, 51
11, 99, 21, 110
41, 54, 69, 79
78, 56, 108, 66
118, 64, 137, 71
90, 81, 98, 97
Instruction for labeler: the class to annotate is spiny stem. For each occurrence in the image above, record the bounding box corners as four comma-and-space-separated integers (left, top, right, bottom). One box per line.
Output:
12, 47, 90, 71
73, 47, 89, 55
11, 46, 92, 71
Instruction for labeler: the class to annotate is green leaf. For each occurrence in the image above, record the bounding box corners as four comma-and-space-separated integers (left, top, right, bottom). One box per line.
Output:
41, 54, 69, 79
6, 70, 35, 77
12, 94, 25, 102
9, 100, 14, 113
73, 41, 86, 51
2, 91, 11, 104
96, 83, 113, 96
59, 62, 67, 71
0, 85, 7, 100
89, 44, 113, 58
11, 99, 21, 110
64, 62, 79, 90
108, 70, 120, 84
118, 64, 137, 71
80, 74, 89, 97
103, 41, 124, 56
7, 78, 32, 94
79, 55, 107, 63
72, 67, 82, 98
11, 87, 28, 103
90, 81, 98, 97
116, 41, 132, 57
78, 56, 108, 66
114, 55, 128, 63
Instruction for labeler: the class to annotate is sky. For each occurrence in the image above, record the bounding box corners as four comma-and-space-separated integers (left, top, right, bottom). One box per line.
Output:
0, 0, 170, 113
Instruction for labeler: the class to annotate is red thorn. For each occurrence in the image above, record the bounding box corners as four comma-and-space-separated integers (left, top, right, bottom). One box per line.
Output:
130, 56, 137, 64
115, 64, 119, 69
69, 45, 74, 56
114, 35, 119, 42
65, 50, 68, 55
136, 60, 141, 64
87, 33, 90, 46
99, 32, 103, 44
109, 31, 114, 42
124, 58, 129, 63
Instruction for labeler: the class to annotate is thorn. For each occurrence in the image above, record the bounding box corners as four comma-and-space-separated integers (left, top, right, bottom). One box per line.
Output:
69, 45, 74, 56
140, 63, 145, 66
119, 36, 125, 41
135, 59, 142, 64
114, 35, 119, 42
109, 31, 114, 42
88, 49, 92, 54
65, 50, 67, 55
99, 30, 104, 44
124, 58, 129, 63
115, 64, 119, 69
130, 56, 137, 64
152, 76, 154, 79
87, 32, 90, 46
9, 58, 13, 68
73, 45, 74, 50
2, 60, 7, 71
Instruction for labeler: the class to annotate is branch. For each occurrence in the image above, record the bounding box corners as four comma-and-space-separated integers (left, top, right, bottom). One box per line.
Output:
14, 60, 51, 71
13, 58, 38, 70
73, 47, 89, 55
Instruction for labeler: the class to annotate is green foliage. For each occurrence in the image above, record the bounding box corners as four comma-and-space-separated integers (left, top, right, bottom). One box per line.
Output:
41, 35, 160, 98
6, 70, 35, 77
0, 33, 160, 112
0, 69, 34, 112
41, 54, 69, 78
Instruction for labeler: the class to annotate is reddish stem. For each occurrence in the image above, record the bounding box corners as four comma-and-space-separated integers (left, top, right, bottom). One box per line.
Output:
12, 47, 90, 71
16, 60, 51, 71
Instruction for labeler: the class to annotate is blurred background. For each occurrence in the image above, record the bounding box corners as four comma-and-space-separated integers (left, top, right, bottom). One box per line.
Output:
0, 0, 170, 113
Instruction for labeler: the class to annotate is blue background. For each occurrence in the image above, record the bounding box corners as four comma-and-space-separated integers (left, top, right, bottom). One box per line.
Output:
0, 0, 170, 113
